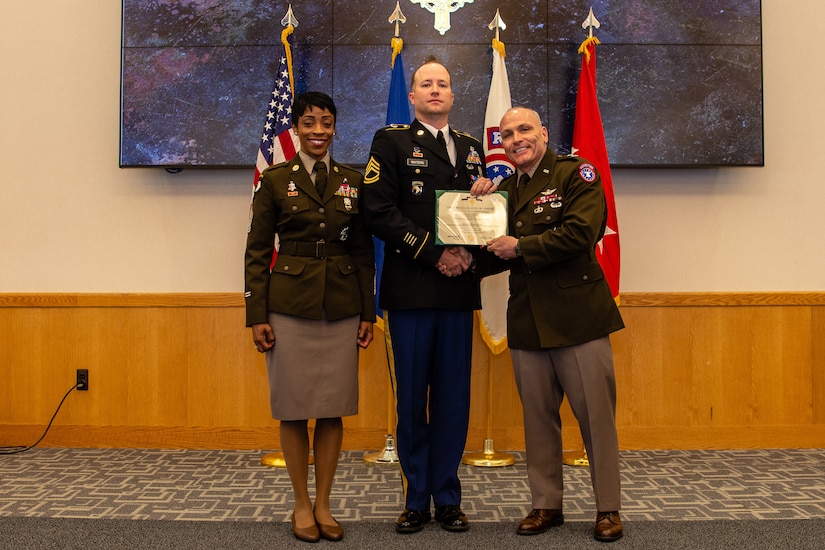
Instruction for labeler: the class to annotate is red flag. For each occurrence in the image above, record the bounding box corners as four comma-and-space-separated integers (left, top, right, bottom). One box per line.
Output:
572, 38, 620, 301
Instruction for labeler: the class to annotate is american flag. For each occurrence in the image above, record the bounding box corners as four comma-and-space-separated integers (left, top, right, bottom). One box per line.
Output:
253, 50, 298, 187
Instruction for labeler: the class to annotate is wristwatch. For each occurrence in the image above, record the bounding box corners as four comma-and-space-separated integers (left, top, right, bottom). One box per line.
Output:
515, 240, 523, 257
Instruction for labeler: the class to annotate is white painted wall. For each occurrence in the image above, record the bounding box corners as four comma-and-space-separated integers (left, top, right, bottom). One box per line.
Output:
0, 1, 820, 293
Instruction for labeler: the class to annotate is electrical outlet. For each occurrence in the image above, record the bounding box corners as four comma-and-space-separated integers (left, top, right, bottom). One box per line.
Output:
76, 368, 89, 391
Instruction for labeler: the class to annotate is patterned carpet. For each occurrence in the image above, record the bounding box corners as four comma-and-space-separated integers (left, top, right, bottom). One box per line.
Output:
0, 448, 823, 523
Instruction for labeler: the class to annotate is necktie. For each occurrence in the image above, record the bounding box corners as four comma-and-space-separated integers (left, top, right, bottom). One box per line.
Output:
516, 173, 530, 203
436, 130, 448, 155
314, 161, 327, 196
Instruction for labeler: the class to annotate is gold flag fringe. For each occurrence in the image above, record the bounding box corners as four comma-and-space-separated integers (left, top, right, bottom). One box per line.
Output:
281, 25, 295, 93
475, 310, 510, 355
492, 37, 506, 59
391, 37, 404, 68
578, 36, 600, 64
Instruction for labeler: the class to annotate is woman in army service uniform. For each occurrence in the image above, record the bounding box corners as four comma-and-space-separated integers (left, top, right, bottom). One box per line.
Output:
244, 92, 375, 543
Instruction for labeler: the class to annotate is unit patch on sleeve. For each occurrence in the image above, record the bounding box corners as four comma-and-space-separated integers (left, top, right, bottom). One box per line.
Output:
578, 163, 597, 182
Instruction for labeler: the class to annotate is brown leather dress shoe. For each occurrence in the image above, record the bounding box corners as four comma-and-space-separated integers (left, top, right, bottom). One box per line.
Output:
292, 512, 320, 543
517, 508, 564, 535
594, 511, 623, 542
316, 518, 344, 542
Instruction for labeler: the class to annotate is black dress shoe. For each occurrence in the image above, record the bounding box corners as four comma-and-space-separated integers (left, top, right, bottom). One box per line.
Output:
434, 505, 469, 532
396, 509, 431, 534
594, 511, 623, 542
517, 508, 564, 535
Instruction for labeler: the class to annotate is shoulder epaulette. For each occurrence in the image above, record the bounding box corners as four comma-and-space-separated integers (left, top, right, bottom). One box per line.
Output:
454, 129, 479, 141
333, 162, 360, 176
262, 160, 290, 173
383, 124, 410, 131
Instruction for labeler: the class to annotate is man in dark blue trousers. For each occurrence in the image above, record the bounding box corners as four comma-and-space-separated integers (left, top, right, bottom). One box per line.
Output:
362, 57, 491, 534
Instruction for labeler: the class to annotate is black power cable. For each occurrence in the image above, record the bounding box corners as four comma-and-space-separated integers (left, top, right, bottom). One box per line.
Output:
0, 383, 80, 455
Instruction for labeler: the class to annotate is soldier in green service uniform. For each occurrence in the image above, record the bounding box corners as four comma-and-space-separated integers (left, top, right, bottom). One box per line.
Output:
470, 106, 625, 543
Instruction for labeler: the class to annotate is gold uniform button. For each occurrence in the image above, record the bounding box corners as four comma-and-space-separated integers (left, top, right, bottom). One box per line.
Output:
319, 223, 326, 229
319, 208, 326, 214
291, 205, 298, 212
516, 221, 523, 228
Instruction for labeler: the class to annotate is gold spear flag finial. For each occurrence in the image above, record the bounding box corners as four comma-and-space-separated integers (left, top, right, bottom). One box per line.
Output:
582, 6, 600, 38
389, 1, 407, 67
488, 8, 506, 58
389, 1, 406, 38
579, 6, 601, 63
280, 5, 299, 93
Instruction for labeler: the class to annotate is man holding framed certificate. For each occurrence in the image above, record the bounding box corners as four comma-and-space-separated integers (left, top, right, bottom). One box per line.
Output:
470, 107, 625, 543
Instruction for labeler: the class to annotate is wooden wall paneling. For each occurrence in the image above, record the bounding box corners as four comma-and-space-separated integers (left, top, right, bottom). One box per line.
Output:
2, 293, 825, 451
748, 306, 814, 425
813, 306, 825, 424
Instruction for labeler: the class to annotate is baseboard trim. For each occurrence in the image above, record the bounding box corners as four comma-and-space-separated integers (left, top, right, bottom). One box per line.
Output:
3, 424, 823, 451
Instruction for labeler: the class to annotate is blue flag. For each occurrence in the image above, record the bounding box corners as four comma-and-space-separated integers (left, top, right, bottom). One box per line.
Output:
374, 48, 411, 327
386, 53, 411, 126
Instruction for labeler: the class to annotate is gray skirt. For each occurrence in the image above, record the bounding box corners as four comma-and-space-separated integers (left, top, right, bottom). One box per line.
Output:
265, 312, 360, 421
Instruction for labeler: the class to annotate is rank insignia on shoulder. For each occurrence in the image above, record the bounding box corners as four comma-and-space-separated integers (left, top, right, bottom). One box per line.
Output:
364, 157, 380, 184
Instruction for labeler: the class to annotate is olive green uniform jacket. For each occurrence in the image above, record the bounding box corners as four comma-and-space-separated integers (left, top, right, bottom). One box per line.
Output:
244, 156, 376, 327
477, 150, 623, 349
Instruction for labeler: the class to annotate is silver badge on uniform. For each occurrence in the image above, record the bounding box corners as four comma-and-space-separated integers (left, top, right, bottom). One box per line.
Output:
340, 227, 350, 241
344, 197, 352, 211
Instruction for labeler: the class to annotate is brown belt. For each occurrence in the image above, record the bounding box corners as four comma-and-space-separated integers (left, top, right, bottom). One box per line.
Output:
279, 240, 347, 258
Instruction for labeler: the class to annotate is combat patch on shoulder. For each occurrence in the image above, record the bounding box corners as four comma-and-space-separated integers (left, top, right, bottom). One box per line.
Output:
578, 162, 598, 182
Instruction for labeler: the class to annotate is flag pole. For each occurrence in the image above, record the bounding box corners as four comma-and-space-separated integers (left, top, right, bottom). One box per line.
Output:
259, 4, 305, 469
462, 9, 516, 468
563, 6, 604, 469
363, 2, 408, 466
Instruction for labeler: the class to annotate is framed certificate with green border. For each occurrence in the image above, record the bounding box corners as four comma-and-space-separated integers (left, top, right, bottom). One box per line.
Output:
435, 190, 509, 246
